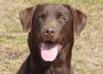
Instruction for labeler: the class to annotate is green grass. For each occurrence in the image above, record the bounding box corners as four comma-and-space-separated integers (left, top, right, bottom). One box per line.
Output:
0, 0, 103, 74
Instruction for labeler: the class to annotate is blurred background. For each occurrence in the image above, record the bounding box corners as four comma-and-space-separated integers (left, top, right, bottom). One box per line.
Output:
0, 0, 103, 74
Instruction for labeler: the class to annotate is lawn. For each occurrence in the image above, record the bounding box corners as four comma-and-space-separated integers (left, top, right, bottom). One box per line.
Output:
0, 0, 103, 74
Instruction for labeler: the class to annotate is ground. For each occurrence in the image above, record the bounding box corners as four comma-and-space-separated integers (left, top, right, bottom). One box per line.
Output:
0, 0, 103, 74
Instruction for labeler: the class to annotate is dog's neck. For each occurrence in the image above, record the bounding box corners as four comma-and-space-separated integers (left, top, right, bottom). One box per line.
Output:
29, 40, 73, 73
28, 33, 74, 73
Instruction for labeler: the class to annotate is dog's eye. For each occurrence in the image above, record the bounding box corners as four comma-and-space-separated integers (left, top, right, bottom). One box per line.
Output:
57, 13, 68, 23
37, 13, 46, 20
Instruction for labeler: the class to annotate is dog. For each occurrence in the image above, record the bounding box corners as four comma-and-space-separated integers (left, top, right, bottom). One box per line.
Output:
17, 4, 87, 74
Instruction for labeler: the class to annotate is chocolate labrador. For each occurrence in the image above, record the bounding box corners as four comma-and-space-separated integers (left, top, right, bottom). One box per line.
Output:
17, 4, 87, 74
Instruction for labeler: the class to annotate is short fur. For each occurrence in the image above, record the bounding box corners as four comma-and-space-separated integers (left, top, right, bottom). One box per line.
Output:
17, 4, 87, 74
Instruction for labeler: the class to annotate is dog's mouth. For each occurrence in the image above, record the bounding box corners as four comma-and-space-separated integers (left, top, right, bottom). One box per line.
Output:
40, 41, 62, 62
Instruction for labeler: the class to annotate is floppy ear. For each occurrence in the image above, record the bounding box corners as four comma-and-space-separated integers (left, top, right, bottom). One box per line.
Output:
19, 6, 36, 32
71, 8, 87, 35
64, 5, 87, 36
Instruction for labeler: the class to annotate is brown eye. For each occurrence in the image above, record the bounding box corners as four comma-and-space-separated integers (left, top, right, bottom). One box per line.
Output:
38, 13, 46, 20
57, 13, 67, 22
59, 16, 67, 21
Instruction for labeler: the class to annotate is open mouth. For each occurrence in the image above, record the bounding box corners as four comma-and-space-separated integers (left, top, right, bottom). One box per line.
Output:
40, 41, 62, 62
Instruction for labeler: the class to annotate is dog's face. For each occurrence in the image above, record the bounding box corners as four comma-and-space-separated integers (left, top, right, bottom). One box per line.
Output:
19, 4, 87, 62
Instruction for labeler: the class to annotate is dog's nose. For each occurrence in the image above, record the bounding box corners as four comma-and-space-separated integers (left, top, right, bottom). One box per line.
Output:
46, 28, 55, 34
43, 28, 56, 36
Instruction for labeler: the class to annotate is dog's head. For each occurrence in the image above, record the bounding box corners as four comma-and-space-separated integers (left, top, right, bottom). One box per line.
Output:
19, 4, 87, 62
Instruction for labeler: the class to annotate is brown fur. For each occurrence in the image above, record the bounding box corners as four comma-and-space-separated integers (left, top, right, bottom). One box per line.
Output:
17, 4, 87, 74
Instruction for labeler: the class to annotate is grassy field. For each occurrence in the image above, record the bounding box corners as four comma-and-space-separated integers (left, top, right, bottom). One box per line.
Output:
0, 0, 103, 74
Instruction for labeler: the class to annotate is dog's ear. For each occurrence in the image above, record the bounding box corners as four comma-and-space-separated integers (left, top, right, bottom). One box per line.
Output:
65, 5, 87, 36
19, 6, 35, 32
72, 8, 87, 36
19, 4, 43, 32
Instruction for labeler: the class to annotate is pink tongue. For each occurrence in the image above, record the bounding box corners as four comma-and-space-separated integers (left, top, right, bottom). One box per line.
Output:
41, 43, 60, 61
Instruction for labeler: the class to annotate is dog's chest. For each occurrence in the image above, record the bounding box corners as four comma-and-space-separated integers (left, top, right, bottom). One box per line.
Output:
45, 65, 71, 74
